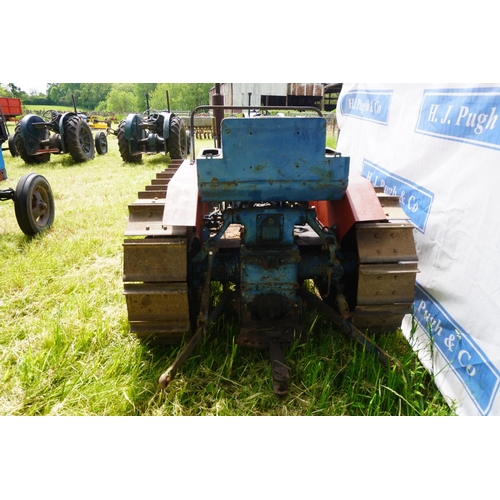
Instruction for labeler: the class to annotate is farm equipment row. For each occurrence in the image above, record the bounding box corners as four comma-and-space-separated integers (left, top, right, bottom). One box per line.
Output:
1, 97, 55, 235
122, 99, 419, 395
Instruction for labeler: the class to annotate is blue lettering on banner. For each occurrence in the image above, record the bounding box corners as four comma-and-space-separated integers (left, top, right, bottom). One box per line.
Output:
339, 90, 392, 124
414, 283, 500, 415
361, 159, 434, 233
416, 87, 500, 150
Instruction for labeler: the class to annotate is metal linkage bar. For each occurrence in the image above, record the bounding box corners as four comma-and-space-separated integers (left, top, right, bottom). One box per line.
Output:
298, 288, 401, 370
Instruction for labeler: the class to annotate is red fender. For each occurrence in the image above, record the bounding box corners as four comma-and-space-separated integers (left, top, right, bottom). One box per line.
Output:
311, 175, 386, 240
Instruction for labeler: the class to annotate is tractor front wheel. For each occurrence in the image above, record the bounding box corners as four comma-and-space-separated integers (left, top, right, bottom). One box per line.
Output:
95, 131, 108, 155
14, 173, 55, 236
65, 116, 95, 162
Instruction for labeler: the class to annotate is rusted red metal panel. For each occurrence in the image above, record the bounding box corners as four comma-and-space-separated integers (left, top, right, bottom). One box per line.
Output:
312, 175, 387, 239
287, 83, 324, 97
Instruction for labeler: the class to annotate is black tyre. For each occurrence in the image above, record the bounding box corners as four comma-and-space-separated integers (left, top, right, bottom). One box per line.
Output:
14, 173, 55, 236
65, 115, 95, 162
167, 116, 187, 160
8, 135, 18, 157
117, 119, 142, 163
14, 121, 51, 164
95, 131, 108, 155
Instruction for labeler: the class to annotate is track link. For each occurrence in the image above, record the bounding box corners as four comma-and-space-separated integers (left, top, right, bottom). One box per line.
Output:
123, 159, 192, 344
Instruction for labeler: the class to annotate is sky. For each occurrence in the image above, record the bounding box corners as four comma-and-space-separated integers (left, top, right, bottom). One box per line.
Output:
5, 6, 492, 93
10, 82, 48, 94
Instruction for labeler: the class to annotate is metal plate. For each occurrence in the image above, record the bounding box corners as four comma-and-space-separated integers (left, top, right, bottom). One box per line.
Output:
356, 222, 418, 263
123, 238, 187, 282
124, 282, 190, 323
357, 263, 419, 305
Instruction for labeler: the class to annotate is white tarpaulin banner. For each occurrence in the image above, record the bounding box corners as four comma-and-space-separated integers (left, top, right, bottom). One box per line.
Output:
336, 83, 500, 416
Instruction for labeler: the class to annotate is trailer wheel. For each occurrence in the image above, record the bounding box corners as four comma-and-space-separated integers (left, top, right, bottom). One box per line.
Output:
14, 173, 55, 236
167, 116, 187, 160
65, 115, 95, 162
8, 135, 18, 157
95, 131, 108, 155
117, 119, 142, 163
14, 121, 51, 164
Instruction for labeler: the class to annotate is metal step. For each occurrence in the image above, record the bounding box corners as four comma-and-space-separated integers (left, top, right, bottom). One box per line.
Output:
125, 199, 183, 236
138, 191, 167, 199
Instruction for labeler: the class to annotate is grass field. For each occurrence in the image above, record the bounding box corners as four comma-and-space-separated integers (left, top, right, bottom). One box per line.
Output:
0, 126, 455, 416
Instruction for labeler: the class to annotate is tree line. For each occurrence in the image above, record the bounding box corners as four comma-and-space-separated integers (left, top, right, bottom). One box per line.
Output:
0, 83, 213, 113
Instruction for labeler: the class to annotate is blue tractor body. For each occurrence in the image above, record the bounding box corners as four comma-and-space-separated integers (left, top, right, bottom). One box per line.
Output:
197, 117, 349, 202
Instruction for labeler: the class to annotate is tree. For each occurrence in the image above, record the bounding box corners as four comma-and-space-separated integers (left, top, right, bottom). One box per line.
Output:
105, 86, 138, 113
135, 84, 158, 111
150, 83, 212, 111
4, 83, 27, 100
78, 83, 113, 110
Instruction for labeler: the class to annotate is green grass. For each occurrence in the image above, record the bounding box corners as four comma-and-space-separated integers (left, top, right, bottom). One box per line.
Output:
0, 132, 454, 416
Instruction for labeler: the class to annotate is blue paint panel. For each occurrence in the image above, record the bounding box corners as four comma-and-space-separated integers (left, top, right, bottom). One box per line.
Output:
414, 283, 500, 415
0, 149, 6, 180
416, 87, 500, 150
339, 90, 393, 124
361, 159, 434, 233
197, 117, 349, 202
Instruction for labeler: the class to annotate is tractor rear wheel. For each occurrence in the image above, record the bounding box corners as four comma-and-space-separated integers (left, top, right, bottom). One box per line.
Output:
117, 119, 142, 163
14, 122, 51, 164
65, 116, 95, 162
95, 131, 108, 155
14, 173, 55, 236
167, 116, 187, 160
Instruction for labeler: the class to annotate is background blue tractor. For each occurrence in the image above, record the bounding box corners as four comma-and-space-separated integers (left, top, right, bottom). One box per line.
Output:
0, 98, 54, 235
14, 96, 107, 165
116, 92, 188, 163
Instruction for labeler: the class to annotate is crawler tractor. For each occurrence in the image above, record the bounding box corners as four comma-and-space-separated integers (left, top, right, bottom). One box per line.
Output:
117, 92, 187, 163
123, 103, 418, 395
14, 96, 107, 164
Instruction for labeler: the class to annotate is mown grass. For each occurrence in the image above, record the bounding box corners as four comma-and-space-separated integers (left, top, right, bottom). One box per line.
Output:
0, 129, 455, 416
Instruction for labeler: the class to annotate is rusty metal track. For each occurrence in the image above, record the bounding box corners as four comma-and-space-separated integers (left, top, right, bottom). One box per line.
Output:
123, 159, 192, 344
351, 189, 419, 332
